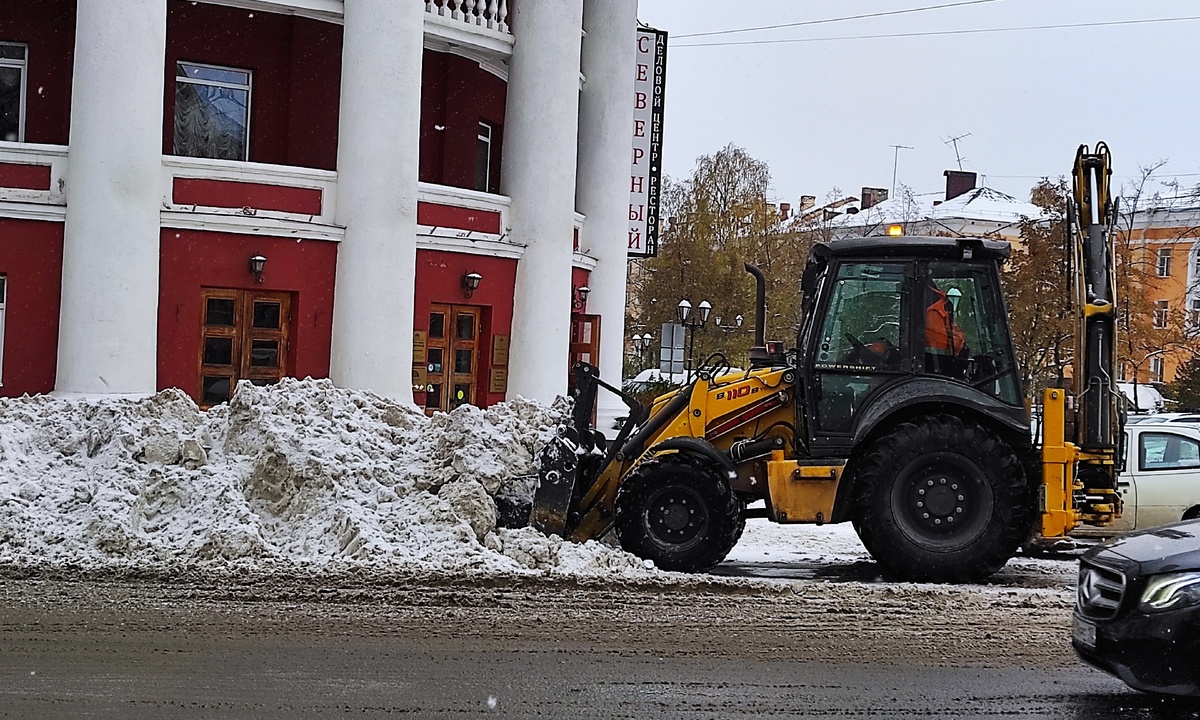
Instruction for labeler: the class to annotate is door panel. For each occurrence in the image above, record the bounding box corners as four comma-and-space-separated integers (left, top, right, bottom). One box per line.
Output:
424, 304, 480, 414
810, 261, 908, 436
198, 288, 291, 408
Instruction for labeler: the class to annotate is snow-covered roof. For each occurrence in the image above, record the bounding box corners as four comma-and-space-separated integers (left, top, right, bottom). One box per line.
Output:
823, 186, 1048, 232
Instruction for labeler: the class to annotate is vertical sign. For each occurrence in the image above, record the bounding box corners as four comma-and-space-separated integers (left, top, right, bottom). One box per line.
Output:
629, 27, 667, 259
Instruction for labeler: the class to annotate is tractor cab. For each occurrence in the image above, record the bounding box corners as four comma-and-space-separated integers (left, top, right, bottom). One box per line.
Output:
797, 236, 1028, 458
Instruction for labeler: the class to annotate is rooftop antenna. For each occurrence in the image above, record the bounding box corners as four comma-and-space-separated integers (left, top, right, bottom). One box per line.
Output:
890, 144, 913, 198
944, 132, 971, 171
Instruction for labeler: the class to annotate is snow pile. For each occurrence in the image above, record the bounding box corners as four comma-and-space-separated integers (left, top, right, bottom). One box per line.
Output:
0, 379, 660, 579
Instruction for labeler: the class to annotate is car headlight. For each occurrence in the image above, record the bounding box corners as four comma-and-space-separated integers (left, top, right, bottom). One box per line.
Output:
1139, 571, 1200, 613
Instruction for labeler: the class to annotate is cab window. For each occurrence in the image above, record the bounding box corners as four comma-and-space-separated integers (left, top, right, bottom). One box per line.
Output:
925, 262, 1020, 405
815, 262, 906, 372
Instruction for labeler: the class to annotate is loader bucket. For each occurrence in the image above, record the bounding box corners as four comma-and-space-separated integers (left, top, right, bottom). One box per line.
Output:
529, 362, 646, 537
529, 425, 582, 536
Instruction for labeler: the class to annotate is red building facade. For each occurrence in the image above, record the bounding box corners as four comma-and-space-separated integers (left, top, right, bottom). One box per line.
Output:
0, 0, 633, 414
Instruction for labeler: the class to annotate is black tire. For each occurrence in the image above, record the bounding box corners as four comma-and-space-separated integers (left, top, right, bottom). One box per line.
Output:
614, 453, 744, 572
851, 415, 1034, 583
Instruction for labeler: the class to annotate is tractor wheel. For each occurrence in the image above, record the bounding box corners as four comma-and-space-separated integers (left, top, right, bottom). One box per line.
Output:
851, 415, 1034, 583
614, 453, 744, 573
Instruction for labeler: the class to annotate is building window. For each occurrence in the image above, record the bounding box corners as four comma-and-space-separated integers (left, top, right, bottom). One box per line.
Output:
1157, 247, 1173, 278
1150, 356, 1165, 384
0, 43, 27, 143
1154, 300, 1169, 329
475, 122, 494, 193
1193, 250, 1200, 277
1191, 298, 1200, 330
174, 62, 251, 161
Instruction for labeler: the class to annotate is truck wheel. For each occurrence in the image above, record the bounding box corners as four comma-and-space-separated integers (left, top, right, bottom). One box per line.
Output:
614, 454, 744, 572
851, 415, 1033, 583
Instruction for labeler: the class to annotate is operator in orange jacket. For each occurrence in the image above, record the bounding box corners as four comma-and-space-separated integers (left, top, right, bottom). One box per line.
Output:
925, 285, 967, 375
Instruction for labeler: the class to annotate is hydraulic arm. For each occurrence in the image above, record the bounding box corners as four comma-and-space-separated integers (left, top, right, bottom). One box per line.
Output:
1067, 142, 1123, 524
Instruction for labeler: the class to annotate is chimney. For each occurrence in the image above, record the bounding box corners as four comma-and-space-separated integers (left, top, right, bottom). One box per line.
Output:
944, 170, 977, 201
779, 202, 791, 221
799, 195, 816, 212
860, 187, 888, 210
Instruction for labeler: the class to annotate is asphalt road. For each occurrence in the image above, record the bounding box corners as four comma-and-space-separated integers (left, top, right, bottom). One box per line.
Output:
0, 572, 1196, 720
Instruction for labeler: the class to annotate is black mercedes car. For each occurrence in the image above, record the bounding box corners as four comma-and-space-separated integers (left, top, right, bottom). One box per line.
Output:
1073, 518, 1200, 696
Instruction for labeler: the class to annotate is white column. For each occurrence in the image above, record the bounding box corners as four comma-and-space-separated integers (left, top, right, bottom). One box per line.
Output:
575, 0, 638, 432
56, 0, 165, 394
503, 0, 585, 403
330, 0, 424, 403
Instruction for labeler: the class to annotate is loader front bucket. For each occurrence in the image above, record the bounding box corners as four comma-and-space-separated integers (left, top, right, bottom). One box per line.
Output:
529, 362, 645, 538
529, 425, 582, 536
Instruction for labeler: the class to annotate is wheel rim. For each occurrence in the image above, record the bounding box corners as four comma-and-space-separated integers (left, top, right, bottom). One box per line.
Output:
643, 484, 709, 550
890, 452, 993, 552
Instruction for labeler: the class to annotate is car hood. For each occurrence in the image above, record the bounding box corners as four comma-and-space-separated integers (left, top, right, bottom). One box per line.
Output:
1086, 519, 1200, 575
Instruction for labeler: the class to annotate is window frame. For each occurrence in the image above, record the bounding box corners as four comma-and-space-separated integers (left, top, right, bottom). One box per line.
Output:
475, 121, 494, 193
0, 42, 28, 143
1150, 356, 1165, 384
174, 60, 253, 162
1156, 247, 1173, 278
1154, 300, 1169, 329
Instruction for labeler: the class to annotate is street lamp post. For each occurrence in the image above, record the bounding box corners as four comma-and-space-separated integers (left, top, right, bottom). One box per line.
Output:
678, 298, 712, 383
631, 332, 654, 371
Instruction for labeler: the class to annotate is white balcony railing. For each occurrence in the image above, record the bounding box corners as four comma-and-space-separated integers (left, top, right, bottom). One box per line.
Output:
0, 141, 68, 212
425, 0, 510, 34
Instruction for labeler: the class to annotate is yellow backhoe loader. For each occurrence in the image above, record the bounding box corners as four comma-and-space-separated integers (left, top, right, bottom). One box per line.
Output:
531, 144, 1123, 583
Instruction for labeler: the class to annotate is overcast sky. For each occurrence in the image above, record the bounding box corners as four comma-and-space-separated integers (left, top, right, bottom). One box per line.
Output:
635, 0, 1200, 204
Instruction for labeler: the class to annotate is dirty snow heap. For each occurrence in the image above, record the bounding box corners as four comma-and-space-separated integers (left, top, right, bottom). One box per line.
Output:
0, 379, 657, 579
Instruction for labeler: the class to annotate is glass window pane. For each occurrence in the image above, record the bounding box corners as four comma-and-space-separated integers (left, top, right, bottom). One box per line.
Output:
429, 313, 446, 339
203, 336, 234, 366
456, 314, 475, 340
202, 376, 232, 405
427, 348, 443, 374
816, 263, 905, 370
0, 275, 7, 302
0, 44, 25, 61
249, 378, 273, 387
0, 66, 21, 142
454, 349, 472, 374
252, 301, 281, 329
453, 383, 471, 408
206, 298, 235, 327
250, 339, 279, 367
425, 383, 442, 410
174, 81, 249, 161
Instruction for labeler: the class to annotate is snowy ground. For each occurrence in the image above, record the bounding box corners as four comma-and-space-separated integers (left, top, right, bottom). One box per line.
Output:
0, 379, 1079, 595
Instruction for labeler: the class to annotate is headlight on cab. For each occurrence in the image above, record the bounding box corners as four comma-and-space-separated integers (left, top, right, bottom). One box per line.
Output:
1139, 571, 1200, 613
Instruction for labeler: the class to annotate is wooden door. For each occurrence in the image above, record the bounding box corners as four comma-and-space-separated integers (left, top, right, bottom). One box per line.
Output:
568, 313, 601, 387
424, 304, 480, 414
198, 288, 291, 408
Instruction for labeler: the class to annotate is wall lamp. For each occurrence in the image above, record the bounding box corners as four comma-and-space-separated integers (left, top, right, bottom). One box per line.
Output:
249, 254, 266, 283
461, 271, 483, 298
572, 285, 590, 310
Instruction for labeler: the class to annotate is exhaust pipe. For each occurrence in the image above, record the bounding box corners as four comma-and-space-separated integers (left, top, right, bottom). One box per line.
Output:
744, 263, 771, 367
